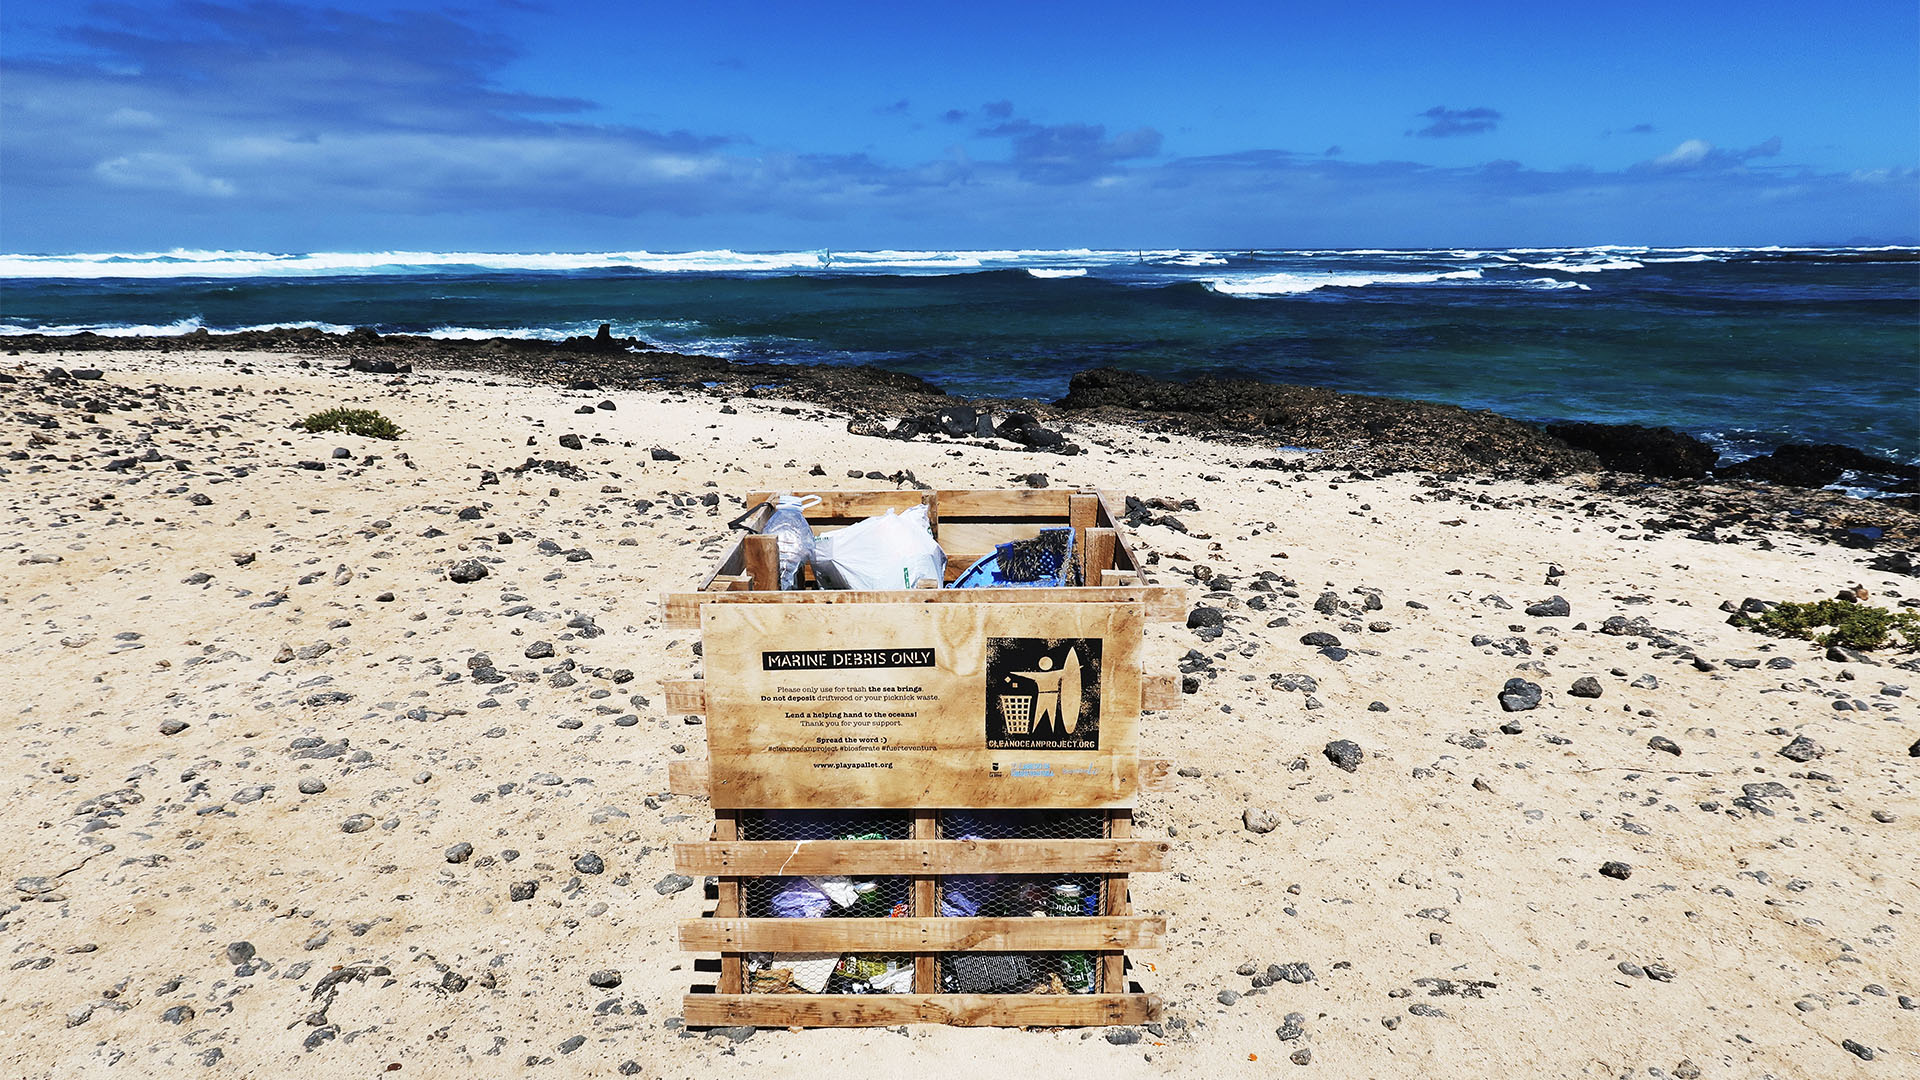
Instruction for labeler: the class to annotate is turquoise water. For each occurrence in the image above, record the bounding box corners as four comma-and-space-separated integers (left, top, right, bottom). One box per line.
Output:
3, 247, 1915, 463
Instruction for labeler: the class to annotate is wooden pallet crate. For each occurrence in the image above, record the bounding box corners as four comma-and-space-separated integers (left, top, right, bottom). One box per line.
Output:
663, 489, 1182, 1029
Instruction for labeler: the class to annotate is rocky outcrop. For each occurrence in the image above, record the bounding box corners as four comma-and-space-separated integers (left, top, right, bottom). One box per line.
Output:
1543, 422, 1716, 480
1716, 443, 1919, 491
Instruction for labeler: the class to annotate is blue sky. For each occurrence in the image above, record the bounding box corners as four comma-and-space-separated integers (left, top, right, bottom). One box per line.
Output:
2, 0, 1916, 252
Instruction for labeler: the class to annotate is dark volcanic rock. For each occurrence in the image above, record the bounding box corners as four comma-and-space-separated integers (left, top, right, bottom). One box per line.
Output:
1056, 367, 1602, 476
1778, 735, 1823, 763
1323, 739, 1363, 772
448, 560, 489, 584
1544, 421, 1716, 480
1569, 676, 1604, 698
1499, 678, 1543, 712
1525, 596, 1571, 618
1599, 861, 1633, 880
1717, 443, 1920, 490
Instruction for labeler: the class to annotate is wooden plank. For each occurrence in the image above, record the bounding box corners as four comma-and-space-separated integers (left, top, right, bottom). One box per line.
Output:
667, 757, 1180, 797
1085, 527, 1118, 582
672, 838, 1171, 876
679, 915, 1164, 953
1097, 492, 1143, 572
745, 490, 927, 519
1067, 493, 1099, 585
699, 601, 1142, 809
1100, 570, 1139, 587
939, 489, 1074, 517
1103, 808, 1133, 994
682, 992, 1161, 1029
661, 585, 1187, 628
1141, 673, 1180, 712
663, 680, 706, 714
714, 810, 742, 994
667, 759, 707, 796
921, 491, 939, 534
742, 534, 780, 592
934, 521, 1053, 554
698, 534, 747, 590
912, 810, 939, 994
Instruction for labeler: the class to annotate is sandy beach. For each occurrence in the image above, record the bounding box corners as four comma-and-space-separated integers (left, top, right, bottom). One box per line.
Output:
2, 346, 1914, 1078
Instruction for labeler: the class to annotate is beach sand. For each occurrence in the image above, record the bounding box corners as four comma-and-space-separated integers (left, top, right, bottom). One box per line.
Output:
2, 348, 1913, 1078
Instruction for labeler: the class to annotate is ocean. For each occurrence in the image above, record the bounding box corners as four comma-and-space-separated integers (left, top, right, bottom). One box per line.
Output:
3, 247, 1916, 466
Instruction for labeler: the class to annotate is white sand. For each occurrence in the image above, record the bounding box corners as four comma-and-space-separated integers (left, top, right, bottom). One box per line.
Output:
1, 349, 1913, 1078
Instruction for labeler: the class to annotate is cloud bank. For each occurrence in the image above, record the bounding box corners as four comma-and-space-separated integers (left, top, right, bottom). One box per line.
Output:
1, 3, 1912, 251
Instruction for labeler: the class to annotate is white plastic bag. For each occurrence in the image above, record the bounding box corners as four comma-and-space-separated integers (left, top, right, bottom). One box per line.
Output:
811, 505, 947, 590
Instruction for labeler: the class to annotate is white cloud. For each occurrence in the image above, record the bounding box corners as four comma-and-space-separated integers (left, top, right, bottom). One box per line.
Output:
94, 153, 236, 197
1653, 139, 1713, 168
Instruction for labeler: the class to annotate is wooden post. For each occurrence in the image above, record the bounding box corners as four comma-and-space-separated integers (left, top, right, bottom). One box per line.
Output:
1103, 808, 1132, 994
714, 810, 743, 994
1067, 493, 1098, 586
913, 810, 940, 993
742, 534, 780, 592
1085, 527, 1117, 583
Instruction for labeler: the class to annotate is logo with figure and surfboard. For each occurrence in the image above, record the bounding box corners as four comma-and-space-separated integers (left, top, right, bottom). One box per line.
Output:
984, 637, 1101, 750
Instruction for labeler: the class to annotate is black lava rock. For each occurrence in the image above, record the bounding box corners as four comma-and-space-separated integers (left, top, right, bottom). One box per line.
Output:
1599, 861, 1633, 880
1187, 606, 1225, 630
588, 969, 623, 988
1778, 735, 1823, 762
509, 881, 538, 901
574, 852, 605, 875
1648, 736, 1682, 756
1499, 678, 1543, 712
1717, 443, 1919, 489
1545, 421, 1716, 480
1323, 739, 1363, 772
1569, 676, 1603, 698
558, 434, 584, 450
1299, 631, 1341, 648
1525, 596, 1571, 618
448, 559, 489, 584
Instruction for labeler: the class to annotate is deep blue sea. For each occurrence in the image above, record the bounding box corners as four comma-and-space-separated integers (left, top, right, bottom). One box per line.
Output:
3, 246, 1916, 466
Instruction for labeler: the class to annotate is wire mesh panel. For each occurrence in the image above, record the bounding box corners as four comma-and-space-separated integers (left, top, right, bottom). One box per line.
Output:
936, 809, 1108, 994
737, 810, 914, 994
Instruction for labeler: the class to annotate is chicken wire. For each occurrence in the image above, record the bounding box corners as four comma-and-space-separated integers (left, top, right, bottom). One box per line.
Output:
736, 809, 914, 994
936, 809, 1112, 995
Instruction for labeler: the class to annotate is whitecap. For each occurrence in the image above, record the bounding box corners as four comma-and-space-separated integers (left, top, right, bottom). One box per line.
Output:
1027, 268, 1088, 278
1203, 269, 1483, 296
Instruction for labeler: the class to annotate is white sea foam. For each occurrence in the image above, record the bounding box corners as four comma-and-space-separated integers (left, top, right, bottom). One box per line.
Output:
0, 247, 1114, 279
1027, 268, 1088, 278
0, 317, 357, 336
1518, 259, 1645, 273
1203, 269, 1484, 296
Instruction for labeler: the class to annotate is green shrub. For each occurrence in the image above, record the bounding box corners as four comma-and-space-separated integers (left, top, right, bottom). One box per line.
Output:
300, 407, 402, 440
1732, 597, 1920, 651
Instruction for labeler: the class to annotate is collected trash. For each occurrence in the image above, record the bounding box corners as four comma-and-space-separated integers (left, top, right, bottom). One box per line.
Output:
758, 493, 823, 590
748, 811, 913, 994
951, 527, 1075, 588
811, 504, 946, 590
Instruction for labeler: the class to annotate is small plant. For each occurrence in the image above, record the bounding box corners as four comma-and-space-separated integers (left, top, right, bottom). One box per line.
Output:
300, 407, 402, 440
1733, 597, 1920, 651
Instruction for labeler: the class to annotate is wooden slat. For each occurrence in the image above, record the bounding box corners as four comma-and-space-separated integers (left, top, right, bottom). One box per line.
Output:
682, 992, 1161, 1029
673, 838, 1171, 876
668, 758, 1180, 797
1142, 673, 1180, 712
663, 680, 706, 714
1100, 570, 1139, 587
714, 810, 742, 994
1103, 808, 1133, 994
1068, 493, 1099, 585
679, 915, 1164, 953
1097, 492, 1142, 572
745, 490, 928, 520
1085, 527, 1117, 582
939, 489, 1075, 517
742, 534, 780, 592
661, 585, 1186, 628
912, 810, 939, 994
698, 534, 747, 590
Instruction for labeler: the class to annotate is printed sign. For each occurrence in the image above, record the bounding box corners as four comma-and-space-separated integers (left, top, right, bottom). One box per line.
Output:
985, 637, 1101, 750
699, 601, 1142, 808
